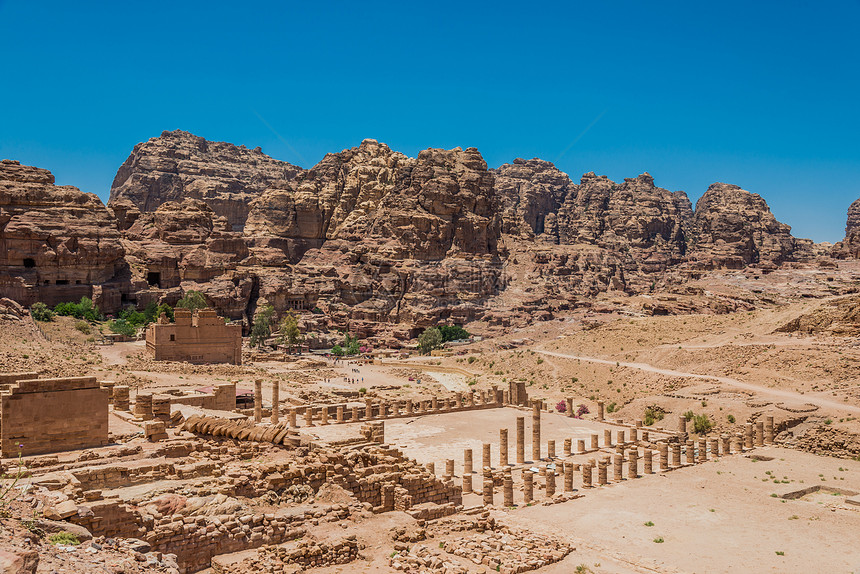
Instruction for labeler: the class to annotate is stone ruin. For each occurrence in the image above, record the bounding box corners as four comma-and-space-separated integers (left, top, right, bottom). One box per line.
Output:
145, 308, 242, 365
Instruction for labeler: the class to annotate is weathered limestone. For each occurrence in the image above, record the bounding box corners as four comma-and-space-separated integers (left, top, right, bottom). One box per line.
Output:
721, 434, 731, 454
578, 439, 586, 453
731, 434, 742, 453
597, 400, 605, 420
547, 440, 556, 459
598, 459, 608, 485
320, 405, 329, 425
563, 438, 572, 457
503, 469, 514, 507
659, 443, 669, 471
336, 405, 344, 423
482, 470, 494, 506
564, 462, 574, 491
613, 454, 623, 482
146, 309, 242, 364
500, 428, 509, 466
445, 459, 455, 479
671, 444, 682, 467
289, 408, 297, 427
644, 449, 653, 474
698, 438, 708, 463
629, 427, 637, 442
113, 385, 130, 411
483, 443, 492, 470
685, 440, 695, 465
152, 396, 171, 422
582, 462, 593, 487
463, 472, 472, 494
305, 406, 313, 427
144, 420, 168, 442
523, 470, 534, 502
464, 448, 473, 474
516, 416, 525, 464
134, 393, 153, 421
604, 429, 612, 447
709, 437, 719, 458
744, 423, 754, 449
755, 421, 765, 447
426, 462, 435, 474
366, 399, 374, 421
351, 406, 359, 423
616, 430, 625, 445
678, 415, 687, 435
254, 380, 263, 423
532, 402, 541, 461
271, 383, 280, 424
590, 434, 599, 450
0, 376, 109, 456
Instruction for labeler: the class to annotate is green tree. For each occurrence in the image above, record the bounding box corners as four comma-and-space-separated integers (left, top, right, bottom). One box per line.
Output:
344, 333, 360, 355
418, 327, 442, 354
331, 344, 344, 356
250, 304, 275, 348
156, 303, 174, 322
108, 318, 137, 338
176, 290, 207, 313
438, 324, 470, 342
279, 311, 303, 347
30, 302, 54, 322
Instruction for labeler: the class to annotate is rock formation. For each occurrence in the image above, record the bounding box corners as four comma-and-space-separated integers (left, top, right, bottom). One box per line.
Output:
109, 130, 303, 231
831, 198, 860, 259
0, 159, 127, 311
689, 183, 797, 268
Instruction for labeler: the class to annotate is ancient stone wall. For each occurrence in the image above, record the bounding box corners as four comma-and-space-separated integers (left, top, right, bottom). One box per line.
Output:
146, 309, 242, 364
0, 375, 108, 456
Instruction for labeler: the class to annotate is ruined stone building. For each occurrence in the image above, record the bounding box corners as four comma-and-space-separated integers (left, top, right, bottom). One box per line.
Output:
0, 373, 109, 456
145, 308, 242, 365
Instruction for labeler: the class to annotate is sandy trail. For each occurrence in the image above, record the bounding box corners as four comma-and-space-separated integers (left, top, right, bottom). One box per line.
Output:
536, 349, 860, 415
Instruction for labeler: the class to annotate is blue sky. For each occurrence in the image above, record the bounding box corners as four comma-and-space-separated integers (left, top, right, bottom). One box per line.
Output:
1, 1, 858, 242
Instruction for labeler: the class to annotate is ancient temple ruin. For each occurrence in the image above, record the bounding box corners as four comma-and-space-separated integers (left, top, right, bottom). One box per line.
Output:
145, 308, 242, 365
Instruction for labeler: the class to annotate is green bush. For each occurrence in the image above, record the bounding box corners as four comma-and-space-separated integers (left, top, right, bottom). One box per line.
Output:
30, 302, 54, 322
331, 344, 344, 356
683, 410, 695, 421
74, 320, 91, 334
176, 290, 208, 312
250, 304, 275, 348
418, 327, 443, 354
48, 532, 80, 545
108, 319, 137, 338
54, 297, 101, 322
606, 402, 617, 413
644, 406, 665, 426
693, 413, 714, 434
438, 324, 470, 342
727, 414, 736, 423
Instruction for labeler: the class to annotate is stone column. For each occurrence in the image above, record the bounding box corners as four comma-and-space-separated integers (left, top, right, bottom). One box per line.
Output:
351, 406, 360, 423
321, 406, 329, 425
431, 396, 438, 412
113, 386, 130, 411
305, 406, 314, 427
532, 402, 541, 461
523, 470, 534, 502
564, 462, 574, 491
464, 448, 473, 475
379, 402, 388, 419
616, 430, 626, 445
598, 459, 608, 485
697, 438, 707, 463
254, 380, 263, 423
590, 434, 599, 450
613, 453, 623, 482
483, 443, 491, 470
628, 449, 638, 479
755, 421, 765, 447
731, 434, 742, 453
152, 396, 171, 423
547, 440, 556, 459
392, 401, 400, 417
289, 408, 297, 427
604, 429, 613, 447
463, 472, 472, 494
566, 397, 574, 417
482, 470, 494, 506
503, 468, 514, 507
644, 449, 653, 474
406, 400, 414, 415
678, 415, 687, 435
500, 429, 509, 466
516, 416, 525, 464
134, 393, 153, 421
336, 406, 344, 423
641, 430, 649, 443
629, 427, 637, 442
578, 439, 586, 453
721, 435, 730, 455
582, 462, 593, 487
709, 437, 719, 458
445, 459, 455, 479
426, 462, 435, 474
271, 383, 280, 424
545, 466, 556, 497
659, 443, 669, 471
366, 399, 374, 420
563, 438, 572, 457
468, 392, 475, 407
744, 423, 754, 449
765, 416, 775, 444
685, 440, 695, 465
597, 400, 605, 420
672, 444, 682, 467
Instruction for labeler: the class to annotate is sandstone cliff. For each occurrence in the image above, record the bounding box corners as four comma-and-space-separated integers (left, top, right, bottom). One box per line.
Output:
109, 130, 303, 231
690, 183, 797, 268
0, 159, 127, 311
831, 198, 860, 259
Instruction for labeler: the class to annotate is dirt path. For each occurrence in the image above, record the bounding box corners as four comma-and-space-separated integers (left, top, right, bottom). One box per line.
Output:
536, 349, 860, 415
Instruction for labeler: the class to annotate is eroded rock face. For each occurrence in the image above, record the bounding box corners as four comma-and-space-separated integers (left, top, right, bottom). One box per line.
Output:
831, 198, 860, 259
0, 159, 127, 311
690, 183, 797, 268
109, 130, 303, 231
492, 158, 572, 239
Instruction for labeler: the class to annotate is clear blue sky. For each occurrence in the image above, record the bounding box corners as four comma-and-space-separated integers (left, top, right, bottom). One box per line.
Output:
1, 1, 858, 242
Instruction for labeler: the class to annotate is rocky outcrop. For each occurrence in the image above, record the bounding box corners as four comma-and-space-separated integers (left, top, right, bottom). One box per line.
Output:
109, 130, 303, 231
492, 158, 571, 239
0, 159, 127, 311
690, 183, 797, 268
831, 198, 860, 259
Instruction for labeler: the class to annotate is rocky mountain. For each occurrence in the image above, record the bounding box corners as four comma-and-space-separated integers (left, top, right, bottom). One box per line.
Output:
832, 198, 860, 259
109, 130, 303, 231
0, 159, 128, 311
0, 132, 834, 340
